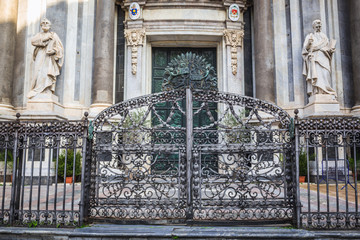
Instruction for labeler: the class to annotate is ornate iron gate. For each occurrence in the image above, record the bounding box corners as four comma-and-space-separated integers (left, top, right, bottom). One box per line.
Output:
89, 53, 296, 224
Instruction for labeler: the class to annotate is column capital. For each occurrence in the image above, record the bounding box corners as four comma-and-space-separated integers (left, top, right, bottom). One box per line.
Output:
224, 29, 244, 48
124, 28, 145, 47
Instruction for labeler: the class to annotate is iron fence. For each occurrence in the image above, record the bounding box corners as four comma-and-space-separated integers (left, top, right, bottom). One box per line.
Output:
0, 113, 89, 227
295, 113, 360, 229
0, 106, 359, 230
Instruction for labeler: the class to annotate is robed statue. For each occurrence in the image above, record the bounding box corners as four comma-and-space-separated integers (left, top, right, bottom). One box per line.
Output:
302, 19, 337, 97
28, 18, 64, 99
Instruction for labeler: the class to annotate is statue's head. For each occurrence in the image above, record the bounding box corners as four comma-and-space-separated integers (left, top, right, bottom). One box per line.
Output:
40, 18, 51, 32
312, 19, 322, 33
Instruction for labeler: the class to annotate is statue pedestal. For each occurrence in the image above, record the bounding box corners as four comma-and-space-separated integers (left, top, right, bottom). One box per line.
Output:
303, 94, 349, 183
304, 94, 340, 117
22, 93, 66, 120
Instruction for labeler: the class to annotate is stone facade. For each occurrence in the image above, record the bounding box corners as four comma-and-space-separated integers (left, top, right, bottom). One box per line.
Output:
0, 0, 359, 120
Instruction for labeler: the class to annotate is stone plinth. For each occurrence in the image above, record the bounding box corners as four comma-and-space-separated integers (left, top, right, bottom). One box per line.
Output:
22, 93, 66, 120
351, 105, 360, 117
304, 94, 340, 117
89, 103, 112, 119
0, 103, 15, 120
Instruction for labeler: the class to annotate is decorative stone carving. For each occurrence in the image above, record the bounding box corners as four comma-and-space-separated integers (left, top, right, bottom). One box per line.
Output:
224, 29, 244, 75
124, 29, 145, 75
162, 52, 217, 91
302, 19, 337, 97
28, 18, 64, 99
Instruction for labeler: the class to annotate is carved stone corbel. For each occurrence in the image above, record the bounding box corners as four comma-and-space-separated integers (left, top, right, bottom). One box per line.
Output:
224, 29, 244, 75
124, 29, 146, 75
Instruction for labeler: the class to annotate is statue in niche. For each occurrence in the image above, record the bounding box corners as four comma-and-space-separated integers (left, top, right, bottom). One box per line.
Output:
302, 19, 337, 97
27, 18, 64, 99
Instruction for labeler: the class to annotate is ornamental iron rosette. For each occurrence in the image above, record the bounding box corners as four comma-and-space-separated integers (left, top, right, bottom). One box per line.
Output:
162, 52, 217, 91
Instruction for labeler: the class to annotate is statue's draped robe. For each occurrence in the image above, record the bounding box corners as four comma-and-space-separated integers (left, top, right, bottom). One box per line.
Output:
302, 32, 336, 96
28, 31, 64, 98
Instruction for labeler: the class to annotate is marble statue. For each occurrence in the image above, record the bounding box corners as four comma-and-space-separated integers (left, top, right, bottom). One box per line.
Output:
27, 18, 64, 99
302, 19, 337, 97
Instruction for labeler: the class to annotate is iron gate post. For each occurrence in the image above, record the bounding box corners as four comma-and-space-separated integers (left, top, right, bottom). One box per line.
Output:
79, 112, 89, 226
9, 113, 20, 225
186, 88, 194, 219
294, 109, 301, 228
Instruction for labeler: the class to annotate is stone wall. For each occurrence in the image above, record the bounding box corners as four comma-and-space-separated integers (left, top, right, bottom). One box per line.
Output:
0, 0, 358, 120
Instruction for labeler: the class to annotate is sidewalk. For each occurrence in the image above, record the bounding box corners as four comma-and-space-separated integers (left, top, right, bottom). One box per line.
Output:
1, 224, 360, 239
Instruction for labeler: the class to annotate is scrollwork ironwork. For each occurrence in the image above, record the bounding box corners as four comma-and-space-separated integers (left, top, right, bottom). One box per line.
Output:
162, 52, 217, 91
90, 87, 295, 224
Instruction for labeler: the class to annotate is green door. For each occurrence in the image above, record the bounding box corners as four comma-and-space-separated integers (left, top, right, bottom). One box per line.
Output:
151, 48, 218, 173
152, 48, 217, 94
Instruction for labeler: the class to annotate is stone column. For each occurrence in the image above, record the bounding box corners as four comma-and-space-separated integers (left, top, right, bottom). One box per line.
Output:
253, 0, 275, 103
0, 1, 18, 119
90, 0, 115, 116
350, 0, 360, 112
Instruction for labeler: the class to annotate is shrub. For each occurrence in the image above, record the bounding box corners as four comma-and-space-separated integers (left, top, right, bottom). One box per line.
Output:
299, 151, 315, 176
299, 151, 307, 176
222, 110, 250, 144
122, 109, 150, 144
56, 150, 82, 178
348, 157, 360, 173
0, 150, 13, 162
0, 149, 13, 172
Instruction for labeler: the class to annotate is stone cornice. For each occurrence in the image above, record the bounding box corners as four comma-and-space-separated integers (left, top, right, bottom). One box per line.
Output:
119, 0, 250, 11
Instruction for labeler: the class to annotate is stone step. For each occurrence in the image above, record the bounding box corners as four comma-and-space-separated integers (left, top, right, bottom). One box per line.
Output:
1, 224, 360, 240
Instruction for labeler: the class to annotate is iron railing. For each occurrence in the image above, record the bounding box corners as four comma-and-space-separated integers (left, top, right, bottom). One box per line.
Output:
295, 113, 360, 229
0, 105, 359, 229
0, 113, 89, 227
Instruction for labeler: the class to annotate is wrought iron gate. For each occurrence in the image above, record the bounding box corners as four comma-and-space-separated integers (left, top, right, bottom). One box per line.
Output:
89, 53, 296, 224
89, 93, 296, 223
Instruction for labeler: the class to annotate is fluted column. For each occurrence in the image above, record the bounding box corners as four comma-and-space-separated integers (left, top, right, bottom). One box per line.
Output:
350, 0, 360, 112
0, 0, 18, 117
91, 0, 115, 111
253, 0, 275, 103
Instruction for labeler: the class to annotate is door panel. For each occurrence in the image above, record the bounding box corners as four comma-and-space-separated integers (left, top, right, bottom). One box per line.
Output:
152, 48, 217, 173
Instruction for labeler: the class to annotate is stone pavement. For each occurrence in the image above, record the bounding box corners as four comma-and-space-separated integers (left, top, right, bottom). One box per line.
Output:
1, 224, 360, 239
0, 182, 360, 239
299, 183, 360, 212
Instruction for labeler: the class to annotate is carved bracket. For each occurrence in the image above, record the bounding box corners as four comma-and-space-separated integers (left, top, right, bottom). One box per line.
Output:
224, 29, 244, 75
124, 29, 146, 75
